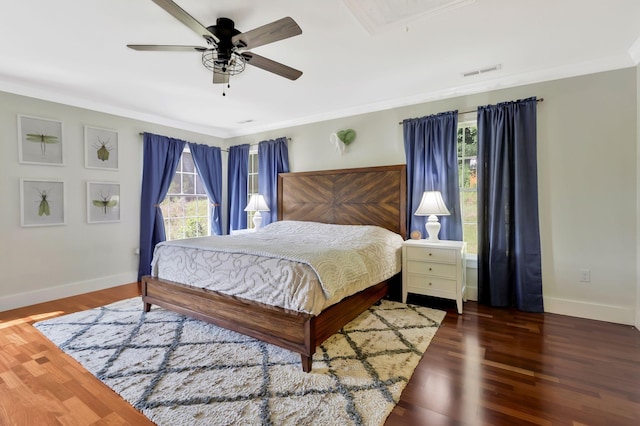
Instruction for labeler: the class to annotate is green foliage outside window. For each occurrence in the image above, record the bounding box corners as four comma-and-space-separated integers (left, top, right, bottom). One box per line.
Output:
457, 123, 478, 254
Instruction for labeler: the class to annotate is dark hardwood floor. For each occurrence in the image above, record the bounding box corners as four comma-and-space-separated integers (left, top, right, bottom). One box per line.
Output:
1, 285, 639, 425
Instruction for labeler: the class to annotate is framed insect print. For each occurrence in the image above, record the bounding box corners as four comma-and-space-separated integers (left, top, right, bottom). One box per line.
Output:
84, 126, 119, 170
20, 178, 66, 227
18, 115, 64, 165
87, 181, 120, 224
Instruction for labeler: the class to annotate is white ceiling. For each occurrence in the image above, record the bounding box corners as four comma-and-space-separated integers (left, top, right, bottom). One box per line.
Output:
2, 0, 639, 138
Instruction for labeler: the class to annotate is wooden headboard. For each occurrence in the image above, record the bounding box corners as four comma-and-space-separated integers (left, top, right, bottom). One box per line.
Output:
277, 165, 407, 239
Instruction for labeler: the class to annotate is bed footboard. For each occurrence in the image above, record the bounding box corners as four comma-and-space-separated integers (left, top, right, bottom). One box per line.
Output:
140, 275, 392, 372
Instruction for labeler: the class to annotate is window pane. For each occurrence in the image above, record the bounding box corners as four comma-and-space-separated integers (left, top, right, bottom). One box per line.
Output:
248, 174, 258, 194
182, 174, 195, 195
182, 152, 195, 173
465, 127, 478, 156
184, 217, 206, 238
185, 196, 200, 215
463, 223, 478, 254
167, 173, 181, 195
196, 197, 209, 216
196, 178, 207, 195
169, 219, 184, 240
461, 158, 478, 189
462, 191, 477, 222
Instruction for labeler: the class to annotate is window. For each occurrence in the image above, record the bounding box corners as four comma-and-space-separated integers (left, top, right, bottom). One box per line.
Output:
160, 148, 209, 240
457, 121, 478, 254
247, 149, 259, 229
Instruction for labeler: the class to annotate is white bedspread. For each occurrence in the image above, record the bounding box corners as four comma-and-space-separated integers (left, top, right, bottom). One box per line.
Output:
150, 221, 402, 315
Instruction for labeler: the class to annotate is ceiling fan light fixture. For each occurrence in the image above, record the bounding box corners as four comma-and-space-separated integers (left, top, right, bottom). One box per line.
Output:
202, 50, 246, 76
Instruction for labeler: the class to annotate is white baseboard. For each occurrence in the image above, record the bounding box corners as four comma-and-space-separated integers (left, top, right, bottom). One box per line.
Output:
465, 285, 478, 301
464, 284, 634, 326
544, 296, 636, 325
0, 272, 137, 312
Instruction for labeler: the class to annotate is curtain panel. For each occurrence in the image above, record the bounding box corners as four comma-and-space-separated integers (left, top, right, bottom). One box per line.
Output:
477, 96, 543, 312
403, 111, 462, 241
188, 142, 223, 236
227, 144, 250, 233
258, 137, 289, 226
138, 133, 186, 280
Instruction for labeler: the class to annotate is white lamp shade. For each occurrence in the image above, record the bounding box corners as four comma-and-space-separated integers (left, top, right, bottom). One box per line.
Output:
414, 191, 450, 242
244, 194, 270, 212
414, 191, 450, 216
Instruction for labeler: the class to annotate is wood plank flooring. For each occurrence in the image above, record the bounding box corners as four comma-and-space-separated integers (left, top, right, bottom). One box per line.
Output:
1, 285, 639, 425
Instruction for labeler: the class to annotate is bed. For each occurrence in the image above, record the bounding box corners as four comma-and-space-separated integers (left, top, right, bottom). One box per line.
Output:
141, 164, 407, 372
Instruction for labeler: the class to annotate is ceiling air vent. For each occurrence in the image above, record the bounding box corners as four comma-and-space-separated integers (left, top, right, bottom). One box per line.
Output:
462, 64, 502, 78
344, 0, 476, 35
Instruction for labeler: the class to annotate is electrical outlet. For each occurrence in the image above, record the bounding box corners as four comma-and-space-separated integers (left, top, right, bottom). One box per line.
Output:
579, 269, 591, 282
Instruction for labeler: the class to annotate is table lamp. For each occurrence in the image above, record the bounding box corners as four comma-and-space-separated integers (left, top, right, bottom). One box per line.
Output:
414, 191, 450, 241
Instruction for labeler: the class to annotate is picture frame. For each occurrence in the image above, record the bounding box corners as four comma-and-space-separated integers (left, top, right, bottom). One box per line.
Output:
17, 115, 64, 166
84, 125, 119, 170
20, 178, 65, 227
87, 181, 120, 224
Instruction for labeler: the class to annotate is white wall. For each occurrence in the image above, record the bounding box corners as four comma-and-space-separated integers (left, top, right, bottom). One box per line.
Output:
229, 68, 639, 325
0, 91, 225, 311
637, 63, 640, 331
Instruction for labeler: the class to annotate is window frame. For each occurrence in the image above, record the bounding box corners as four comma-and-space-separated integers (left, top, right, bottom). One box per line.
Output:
159, 147, 210, 240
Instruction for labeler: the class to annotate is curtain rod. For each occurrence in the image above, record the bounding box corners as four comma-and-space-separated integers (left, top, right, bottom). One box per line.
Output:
137, 133, 291, 149
397, 98, 544, 125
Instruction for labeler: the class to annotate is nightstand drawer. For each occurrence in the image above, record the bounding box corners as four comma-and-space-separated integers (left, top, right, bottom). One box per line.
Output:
405, 261, 457, 278
405, 246, 456, 263
406, 274, 457, 294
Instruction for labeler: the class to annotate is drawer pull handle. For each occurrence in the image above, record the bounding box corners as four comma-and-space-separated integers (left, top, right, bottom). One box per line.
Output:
428, 253, 432, 256
429, 267, 432, 271
428, 282, 432, 286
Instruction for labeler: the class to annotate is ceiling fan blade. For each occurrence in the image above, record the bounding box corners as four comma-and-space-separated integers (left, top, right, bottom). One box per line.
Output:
240, 52, 302, 80
232, 17, 302, 49
127, 44, 207, 52
151, 0, 219, 44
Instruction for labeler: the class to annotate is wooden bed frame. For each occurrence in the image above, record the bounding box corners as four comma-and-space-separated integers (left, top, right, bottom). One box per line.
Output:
141, 164, 406, 372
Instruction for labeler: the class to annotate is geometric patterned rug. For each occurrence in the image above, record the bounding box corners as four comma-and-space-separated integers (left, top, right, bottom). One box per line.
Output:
34, 298, 445, 426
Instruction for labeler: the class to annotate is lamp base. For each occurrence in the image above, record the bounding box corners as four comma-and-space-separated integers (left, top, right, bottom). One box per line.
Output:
252, 211, 263, 229
425, 215, 441, 242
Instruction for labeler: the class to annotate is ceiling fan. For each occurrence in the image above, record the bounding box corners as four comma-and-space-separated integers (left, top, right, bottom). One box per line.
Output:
127, 0, 303, 92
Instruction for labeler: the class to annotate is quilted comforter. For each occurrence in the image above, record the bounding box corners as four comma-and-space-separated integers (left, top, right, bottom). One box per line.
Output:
150, 220, 403, 315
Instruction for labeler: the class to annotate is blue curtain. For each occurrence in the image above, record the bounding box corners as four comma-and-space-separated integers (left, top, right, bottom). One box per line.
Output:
138, 133, 186, 280
258, 137, 289, 226
477, 97, 543, 312
227, 144, 250, 233
188, 142, 223, 236
403, 111, 462, 241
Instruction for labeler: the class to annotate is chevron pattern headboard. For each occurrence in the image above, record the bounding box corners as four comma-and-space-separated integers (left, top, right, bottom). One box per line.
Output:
277, 164, 407, 239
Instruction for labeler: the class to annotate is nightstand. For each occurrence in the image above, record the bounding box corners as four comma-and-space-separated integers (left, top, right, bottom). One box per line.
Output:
402, 239, 467, 314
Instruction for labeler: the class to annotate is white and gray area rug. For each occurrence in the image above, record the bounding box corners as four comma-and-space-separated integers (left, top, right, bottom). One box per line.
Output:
34, 297, 445, 426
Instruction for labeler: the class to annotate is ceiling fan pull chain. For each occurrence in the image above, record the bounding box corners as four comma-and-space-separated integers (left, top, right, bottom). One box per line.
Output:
223, 76, 230, 96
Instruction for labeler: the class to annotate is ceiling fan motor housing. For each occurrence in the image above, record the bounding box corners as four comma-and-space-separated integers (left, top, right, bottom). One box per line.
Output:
208, 17, 241, 65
